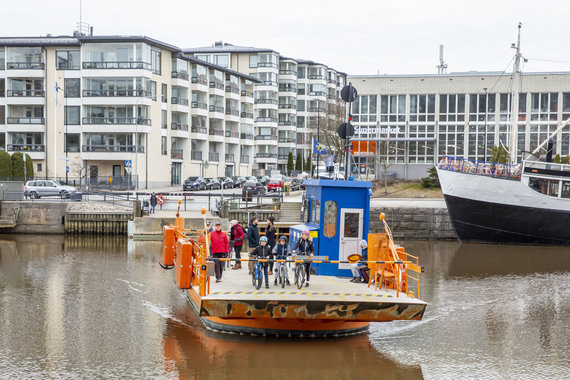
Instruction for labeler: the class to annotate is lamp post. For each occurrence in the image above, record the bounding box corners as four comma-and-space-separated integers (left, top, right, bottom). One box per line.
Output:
56, 84, 69, 184
483, 88, 488, 162
317, 99, 320, 179
134, 97, 145, 190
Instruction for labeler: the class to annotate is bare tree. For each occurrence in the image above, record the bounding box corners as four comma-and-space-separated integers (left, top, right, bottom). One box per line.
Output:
376, 132, 392, 194
320, 101, 348, 168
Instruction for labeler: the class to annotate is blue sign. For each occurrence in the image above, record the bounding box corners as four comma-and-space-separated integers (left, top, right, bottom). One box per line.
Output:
125, 160, 132, 168
66, 166, 70, 174
326, 155, 334, 168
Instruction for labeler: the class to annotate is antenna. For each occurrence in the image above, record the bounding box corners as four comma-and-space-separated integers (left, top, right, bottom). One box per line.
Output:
436, 44, 448, 74
74, 0, 91, 36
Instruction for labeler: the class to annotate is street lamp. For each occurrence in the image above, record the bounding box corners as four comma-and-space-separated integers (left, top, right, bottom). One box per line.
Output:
56, 84, 69, 184
483, 87, 488, 162
317, 99, 320, 179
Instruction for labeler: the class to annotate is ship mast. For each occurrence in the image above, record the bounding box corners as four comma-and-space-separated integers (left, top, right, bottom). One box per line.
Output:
509, 23, 523, 164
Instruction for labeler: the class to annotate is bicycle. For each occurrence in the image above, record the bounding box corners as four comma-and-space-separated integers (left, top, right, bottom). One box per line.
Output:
276, 259, 289, 288
293, 254, 309, 289
251, 256, 263, 290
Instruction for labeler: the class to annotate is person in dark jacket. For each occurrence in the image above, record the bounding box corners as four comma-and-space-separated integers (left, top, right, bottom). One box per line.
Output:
272, 235, 291, 286
266, 216, 277, 274
350, 240, 369, 283
250, 236, 271, 288
246, 217, 259, 275
210, 221, 229, 282
292, 230, 315, 287
149, 193, 157, 213
230, 220, 245, 270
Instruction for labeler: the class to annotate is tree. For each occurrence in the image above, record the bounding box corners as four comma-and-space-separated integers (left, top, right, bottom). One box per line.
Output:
421, 167, 440, 188
11, 152, 25, 179
377, 133, 393, 194
286, 152, 294, 175
295, 152, 302, 171
321, 101, 348, 169
305, 152, 312, 174
489, 145, 509, 164
0, 151, 11, 178
24, 153, 34, 180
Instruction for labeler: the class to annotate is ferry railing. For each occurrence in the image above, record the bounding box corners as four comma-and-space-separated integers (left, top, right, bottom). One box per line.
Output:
438, 156, 522, 180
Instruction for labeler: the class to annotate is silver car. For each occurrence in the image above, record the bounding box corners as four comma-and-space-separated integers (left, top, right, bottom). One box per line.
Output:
24, 180, 78, 199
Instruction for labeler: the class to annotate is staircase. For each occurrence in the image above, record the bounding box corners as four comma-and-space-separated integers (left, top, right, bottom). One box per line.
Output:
279, 202, 302, 223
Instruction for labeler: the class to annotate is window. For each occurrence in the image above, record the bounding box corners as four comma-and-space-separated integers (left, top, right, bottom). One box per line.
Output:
562, 181, 570, 198
323, 201, 337, 238
0, 48, 4, 70
343, 212, 360, 238
528, 177, 560, 197
214, 54, 229, 68
249, 55, 257, 68
162, 110, 167, 129
195, 55, 210, 63
151, 81, 156, 101
0, 79, 4, 96
161, 136, 167, 155
65, 133, 80, 152
65, 106, 80, 125
37, 163, 42, 172
151, 50, 161, 74
56, 50, 80, 70
0, 132, 5, 150
161, 84, 167, 103
0, 105, 4, 124
64, 78, 80, 98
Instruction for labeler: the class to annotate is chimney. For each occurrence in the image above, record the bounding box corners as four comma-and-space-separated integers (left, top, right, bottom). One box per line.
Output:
214, 41, 223, 47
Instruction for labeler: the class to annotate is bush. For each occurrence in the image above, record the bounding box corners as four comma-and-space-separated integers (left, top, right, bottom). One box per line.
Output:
489, 145, 509, 164
295, 152, 302, 171
0, 151, 11, 178
421, 167, 440, 188
25, 153, 34, 179
11, 152, 25, 179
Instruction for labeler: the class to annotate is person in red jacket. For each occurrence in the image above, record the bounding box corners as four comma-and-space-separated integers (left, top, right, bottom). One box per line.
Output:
230, 220, 245, 270
210, 221, 229, 282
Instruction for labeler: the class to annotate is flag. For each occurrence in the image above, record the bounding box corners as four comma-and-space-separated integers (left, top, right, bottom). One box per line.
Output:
312, 138, 327, 155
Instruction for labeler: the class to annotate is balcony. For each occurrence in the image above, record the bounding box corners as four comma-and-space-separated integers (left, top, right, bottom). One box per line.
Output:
240, 155, 249, 163
191, 101, 207, 110
240, 133, 253, 140
171, 122, 189, 131
7, 62, 44, 70
279, 104, 297, 110
279, 85, 297, 92
191, 77, 208, 85
278, 137, 296, 143
191, 151, 202, 160
255, 153, 277, 158
225, 86, 240, 94
191, 125, 207, 134
255, 135, 276, 141
82, 145, 144, 153
82, 117, 151, 125
171, 71, 189, 80
7, 90, 45, 97
6, 117, 45, 124
259, 81, 278, 87
257, 62, 278, 69
240, 112, 254, 119
309, 91, 327, 97
171, 97, 189, 106
327, 78, 337, 84
241, 90, 254, 97
279, 69, 297, 76
225, 131, 240, 138
82, 89, 151, 97
255, 117, 277, 123
209, 128, 224, 136
209, 105, 224, 113
255, 99, 278, 105
209, 81, 224, 90
225, 109, 240, 117
7, 144, 45, 152
82, 61, 151, 70
309, 75, 325, 80
209, 152, 220, 162
278, 121, 296, 126
278, 154, 289, 160
225, 153, 235, 162
171, 149, 183, 160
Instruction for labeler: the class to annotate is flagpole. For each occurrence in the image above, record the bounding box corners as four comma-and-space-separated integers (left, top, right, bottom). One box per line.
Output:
317, 100, 320, 179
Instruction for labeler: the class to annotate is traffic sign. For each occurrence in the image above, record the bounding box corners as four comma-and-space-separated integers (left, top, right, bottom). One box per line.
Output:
125, 160, 132, 168
326, 155, 334, 168
66, 166, 70, 173
337, 123, 355, 139
340, 83, 358, 103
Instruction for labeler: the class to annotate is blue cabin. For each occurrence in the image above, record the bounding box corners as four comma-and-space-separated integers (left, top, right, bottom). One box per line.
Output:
290, 179, 372, 277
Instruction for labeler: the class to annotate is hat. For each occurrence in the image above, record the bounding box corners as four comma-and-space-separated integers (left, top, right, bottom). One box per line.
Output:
206, 221, 211, 225
302, 230, 310, 235
230, 220, 238, 226
359, 239, 368, 248
260, 236, 268, 242
279, 235, 288, 242
215, 221, 222, 225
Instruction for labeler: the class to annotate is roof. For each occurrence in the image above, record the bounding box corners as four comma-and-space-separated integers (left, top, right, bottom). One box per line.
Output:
0, 36, 80, 47
303, 179, 372, 189
183, 42, 275, 54
177, 53, 260, 82
348, 71, 570, 79
77, 35, 181, 52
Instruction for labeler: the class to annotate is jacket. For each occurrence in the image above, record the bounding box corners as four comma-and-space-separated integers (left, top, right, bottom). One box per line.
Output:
251, 244, 272, 258
230, 224, 245, 247
247, 222, 259, 248
150, 194, 157, 206
293, 238, 314, 255
266, 225, 276, 247
210, 229, 229, 254
272, 243, 290, 260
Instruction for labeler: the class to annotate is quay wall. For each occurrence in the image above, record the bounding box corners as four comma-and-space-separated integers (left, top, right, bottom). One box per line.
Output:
0, 202, 67, 234
369, 207, 456, 240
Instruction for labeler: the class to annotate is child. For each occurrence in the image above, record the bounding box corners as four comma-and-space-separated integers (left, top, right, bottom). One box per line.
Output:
272, 235, 291, 286
250, 236, 272, 289
292, 230, 314, 287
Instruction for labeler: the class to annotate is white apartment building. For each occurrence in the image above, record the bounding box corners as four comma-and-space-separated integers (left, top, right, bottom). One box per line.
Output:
348, 72, 570, 179
184, 43, 347, 175
0, 34, 258, 188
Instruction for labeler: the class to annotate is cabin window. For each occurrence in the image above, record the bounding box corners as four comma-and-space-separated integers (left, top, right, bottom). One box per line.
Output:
528, 177, 560, 197
562, 181, 570, 198
311, 199, 320, 225
323, 200, 337, 238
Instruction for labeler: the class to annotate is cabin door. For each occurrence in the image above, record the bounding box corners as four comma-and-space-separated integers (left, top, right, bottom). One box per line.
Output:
339, 208, 363, 270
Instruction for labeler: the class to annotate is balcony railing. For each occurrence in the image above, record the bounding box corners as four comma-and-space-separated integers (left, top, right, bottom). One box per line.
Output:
255, 98, 278, 105
171, 97, 189, 106
279, 69, 297, 75
255, 135, 276, 140
225, 109, 240, 116
255, 117, 278, 123
279, 104, 297, 109
327, 78, 337, 84
225, 153, 234, 162
171, 122, 189, 131
240, 133, 253, 140
6, 117, 45, 124
171, 71, 189, 80
309, 91, 327, 97
82, 117, 151, 125
255, 153, 277, 158
257, 62, 278, 68
278, 85, 297, 92
278, 121, 296, 126
225, 131, 240, 138
225, 86, 240, 94
7, 144, 45, 152
191, 77, 208, 85
171, 149, 183, 160
82, 89, 151, 97
209, 81, 224, 90
278, 137, 296, 143
7, 89, 45, 97
7, 62, 44, 70
191, 151, 202, 160
240, 112, 254, 119
82, 145, 144, 153
240, 90, 254, 97
278, 154, 289, 160
259, 81, 278, 87
209, 128, 224, 136
240, 155, 249, 163
209, 105, 224, 113
209, 152, 220, 162
191, 101, 207, 109
82, 61, 151, 70
191, 125, 207, 134
309, 74, 326, 80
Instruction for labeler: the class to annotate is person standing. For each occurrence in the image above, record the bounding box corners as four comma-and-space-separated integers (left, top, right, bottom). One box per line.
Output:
250, 236, 272, 289
230, 220, 245, 270
246, 216, 259, 275
266, 216, 277, 275
272, 235, 291, 286
292, 230, 315, 287
149, 192, 157, 214
210, 221, 229, 283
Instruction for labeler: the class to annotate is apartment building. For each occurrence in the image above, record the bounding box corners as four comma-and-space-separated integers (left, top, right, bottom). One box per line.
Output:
0, 34, 258, 188
184, 43, 347, 175
347, 72, 570, 179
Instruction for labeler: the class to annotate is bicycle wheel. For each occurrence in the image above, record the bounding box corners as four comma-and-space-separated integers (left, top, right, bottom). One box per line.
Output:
280, 265, 286, 288
295, 264, 305, 289
251, 263, 257, 287
255, 265, 263, 290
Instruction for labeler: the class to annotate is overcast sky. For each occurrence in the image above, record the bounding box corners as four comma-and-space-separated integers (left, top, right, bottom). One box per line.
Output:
2, 0, 570, 76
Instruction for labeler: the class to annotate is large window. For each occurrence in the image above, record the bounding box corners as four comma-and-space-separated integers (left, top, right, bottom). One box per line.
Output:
56, 50, 80, 70
64, 78, 80, 98
410, 94, 436, 122
6, 47, 43, 69
65, 133, 80, 152
161, 136, 167, 155
82, 43, 151, 69
249, 55, 257, 68
151, 49, 161, 74
65, 106, 80, 125
0, 48, 4, 70
323, 200, 337, 238
214, 54, 229, 68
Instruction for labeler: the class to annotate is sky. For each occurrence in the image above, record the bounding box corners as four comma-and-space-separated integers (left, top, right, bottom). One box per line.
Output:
2, 0, 570, 76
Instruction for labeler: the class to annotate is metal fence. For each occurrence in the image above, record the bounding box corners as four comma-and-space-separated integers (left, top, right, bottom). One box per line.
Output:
1, 190, 136, 209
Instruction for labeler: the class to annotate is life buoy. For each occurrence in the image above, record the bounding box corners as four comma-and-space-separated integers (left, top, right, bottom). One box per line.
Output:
157, 195, 166, 205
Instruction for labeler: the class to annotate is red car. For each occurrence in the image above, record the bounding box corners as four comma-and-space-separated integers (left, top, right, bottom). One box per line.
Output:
267, 178, 283, 192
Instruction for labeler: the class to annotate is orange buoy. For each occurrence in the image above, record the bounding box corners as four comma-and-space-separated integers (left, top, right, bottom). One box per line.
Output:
157, 195, 166, 205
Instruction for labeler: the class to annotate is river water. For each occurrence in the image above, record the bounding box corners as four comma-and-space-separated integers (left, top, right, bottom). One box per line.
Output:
0, 235, 568, 379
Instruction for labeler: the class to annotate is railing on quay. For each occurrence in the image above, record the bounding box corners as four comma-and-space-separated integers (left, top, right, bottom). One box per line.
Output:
438, 155, 522, 180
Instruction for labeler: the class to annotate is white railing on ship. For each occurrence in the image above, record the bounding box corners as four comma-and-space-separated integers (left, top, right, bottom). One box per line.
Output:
523, 160, 570, 174
438, 156, 522, 179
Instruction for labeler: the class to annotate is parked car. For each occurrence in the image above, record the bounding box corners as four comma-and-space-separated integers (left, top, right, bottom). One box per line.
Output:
219, 177, 234, 189
291, 177, 303, 190
233, 176, 246, 188
258, 175, 270, 186
206, 178, 221, 190
24, 180, 78, 199
267, 178, 283, 192
242, 180, 266, 195
183, 176, 206, 191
